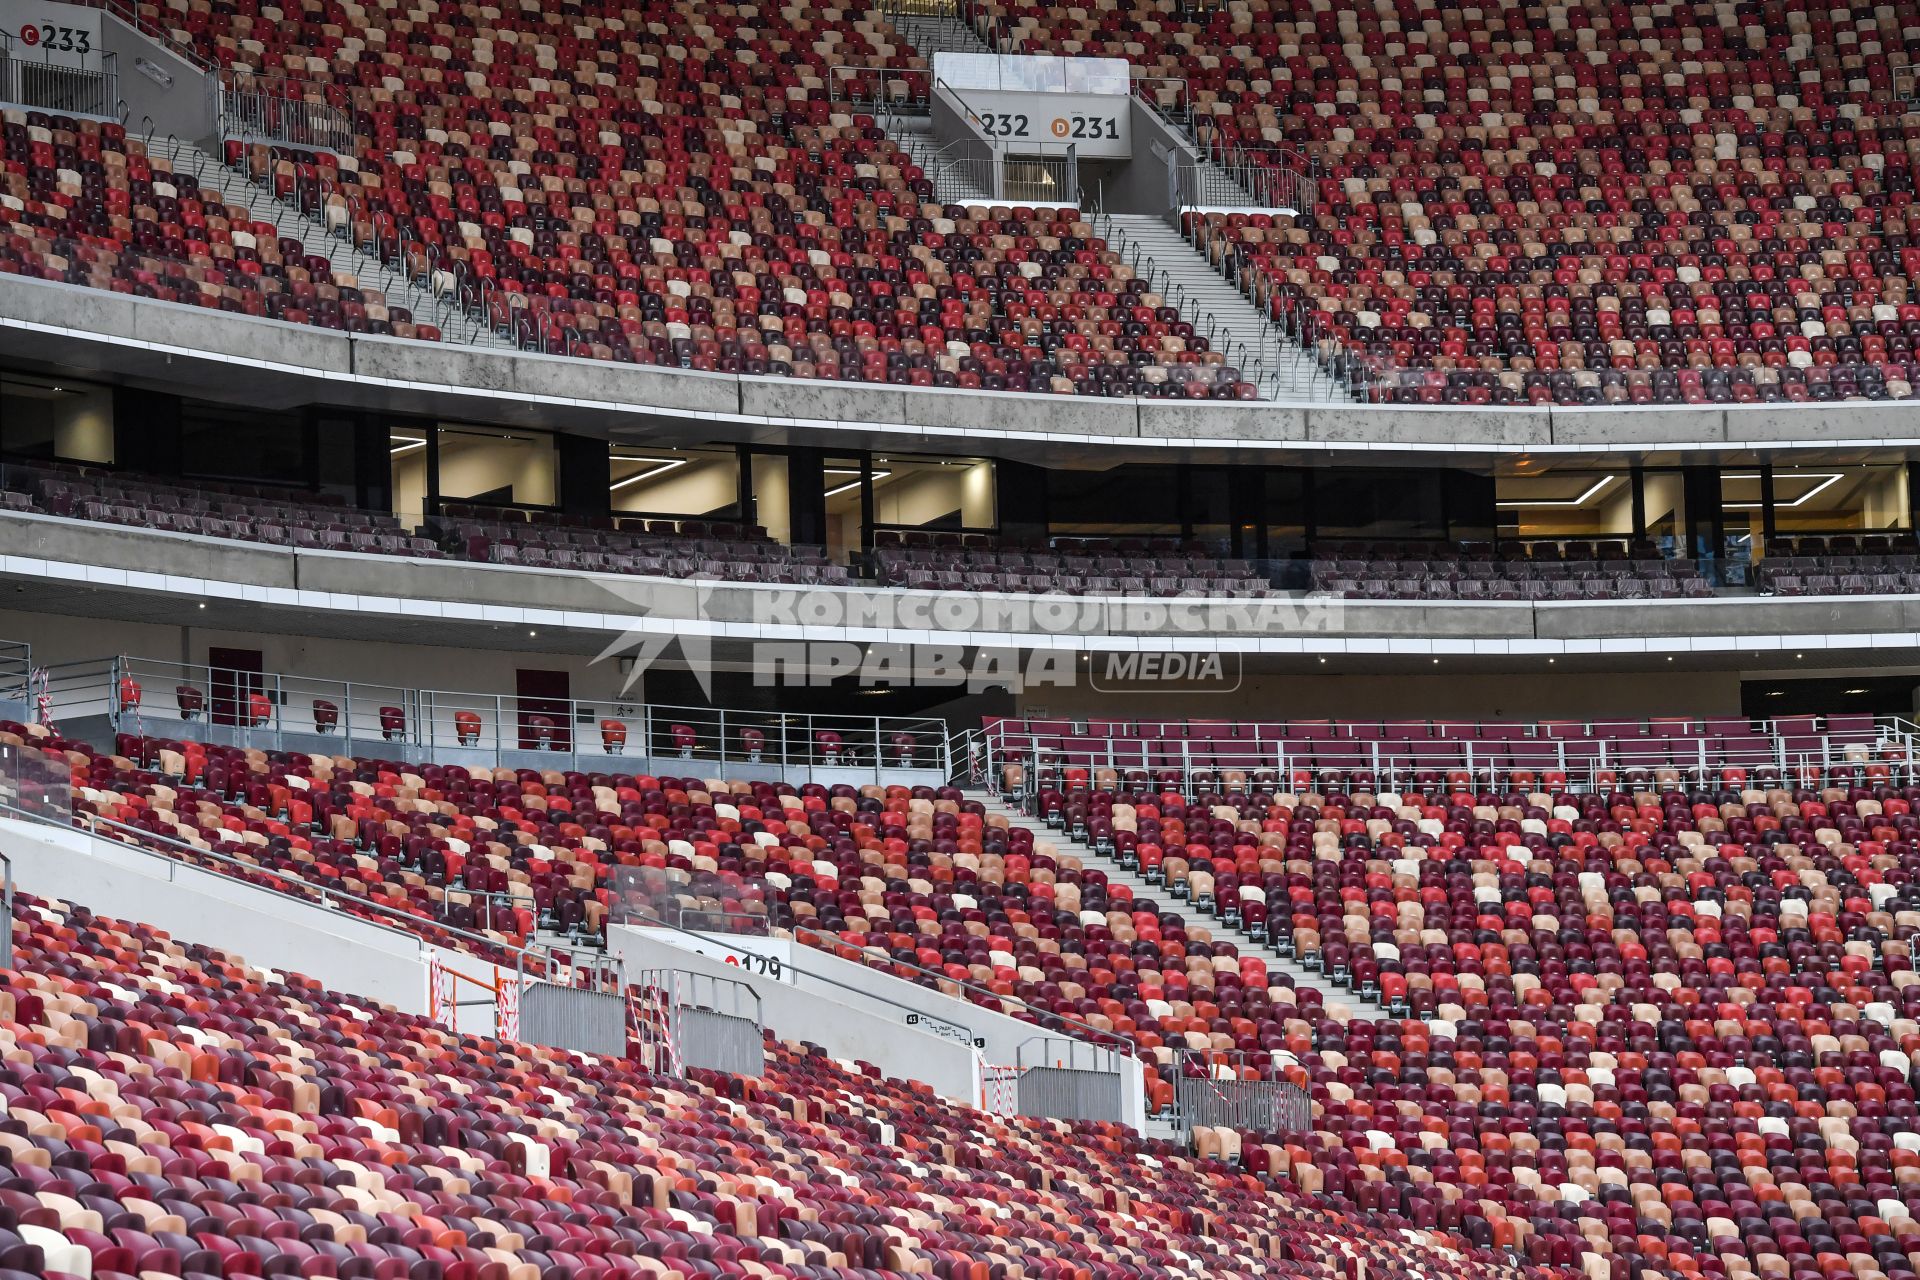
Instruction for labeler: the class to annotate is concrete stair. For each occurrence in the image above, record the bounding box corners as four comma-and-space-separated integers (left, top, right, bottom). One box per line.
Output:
887, 116, 993, 204
891, 9, 997, 59
1100, 212, 1342, 401
173, 140, 516, 350
969, 791, 1396, 1023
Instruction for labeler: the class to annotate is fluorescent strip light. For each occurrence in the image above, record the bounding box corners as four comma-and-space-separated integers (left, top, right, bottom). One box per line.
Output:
1495, 475, 1616, 508
609, 458, 688, 491
389, 439, 426, 455
1724, 472, 1844, 509
825, 469, 891, 498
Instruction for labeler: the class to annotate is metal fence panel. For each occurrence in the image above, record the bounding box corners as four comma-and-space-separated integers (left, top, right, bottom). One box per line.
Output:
678, 1006, 764, 1077
1016, 1066, 1124, 1123
517, 982, 627, 1057
627, 968, 765, 1078
0, 52, 118, 116
1176, 1077, 1311, 1134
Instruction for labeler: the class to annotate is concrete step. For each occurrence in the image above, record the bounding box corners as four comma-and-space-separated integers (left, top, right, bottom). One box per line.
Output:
893, 11, 996, 58
175, 140, 516, 350
1103, 212, 1343, 401
970, 793, 1396, 1023
889, 123, 992, 204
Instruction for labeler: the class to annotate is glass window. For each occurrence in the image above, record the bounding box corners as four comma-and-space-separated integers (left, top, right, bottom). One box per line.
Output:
389, 426, 430, 526
751, 452, 791, 544
823, 455, 864, 561
181, 401, 307, 484
1315, 469, 1445, 540
0, 375, 113, 463
1641, 471, 1687, 556
870, 454, 996, 530
1186, 467, 1232, 551
435, 424, 556, 507
610, 446, 741, 520
1047, 465, 1179, 537
1494, 471, 1632, 543
1747, 465, 1910, 537
1261, 469, 1307, 558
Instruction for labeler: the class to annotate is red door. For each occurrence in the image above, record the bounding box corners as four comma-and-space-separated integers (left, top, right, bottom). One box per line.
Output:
516, 668, 571, 750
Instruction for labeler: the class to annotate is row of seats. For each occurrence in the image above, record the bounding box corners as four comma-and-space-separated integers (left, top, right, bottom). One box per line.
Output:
970, 0, 1920, 404
0, 888, 1541, 1280
1019, 765, 1920, 1280
1756, 538, 1920, 595
29, 703, 1920, 1280
441, 516, 850, 585
1313, 538, 1715, 600
1, 113, 438, 341
990, 716, 1875, 743
2, 464, 853, 584
870, 540, 1275, 595
1320, 571, 1716, 601
21, 464, 444, 558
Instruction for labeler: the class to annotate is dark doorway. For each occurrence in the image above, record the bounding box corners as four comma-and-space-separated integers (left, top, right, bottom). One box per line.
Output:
516, 668, 572, 750
208, 647, 265, 727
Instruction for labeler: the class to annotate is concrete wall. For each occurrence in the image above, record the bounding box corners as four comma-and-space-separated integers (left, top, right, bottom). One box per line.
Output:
874, 467, 966, 527
8, 273, 1920, 457
105, 14, 215, 145
436, 429, 556, 506
0, 816, 503, 1036
11, 512, 1920, 676
1103, 101, 1193, 215
613, 455, 738, 517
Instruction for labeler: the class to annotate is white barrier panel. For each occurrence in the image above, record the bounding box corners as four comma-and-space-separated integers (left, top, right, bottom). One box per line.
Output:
658, 932, 796, 984
608, 924, 985, 1104
955, 90, 1129, 157
0, 816, 506, 1037
0, 0, 100, 69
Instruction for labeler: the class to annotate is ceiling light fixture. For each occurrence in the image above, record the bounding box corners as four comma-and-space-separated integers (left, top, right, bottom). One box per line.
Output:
825, 469, 890, 498
609, 458, 688, 490
1495, 475, 1617, 507
1723, 472, 1845, 508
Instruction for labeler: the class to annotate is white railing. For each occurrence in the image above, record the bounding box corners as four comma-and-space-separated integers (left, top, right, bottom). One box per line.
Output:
956, 714, 1910, 792
89, 653, 953, 781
